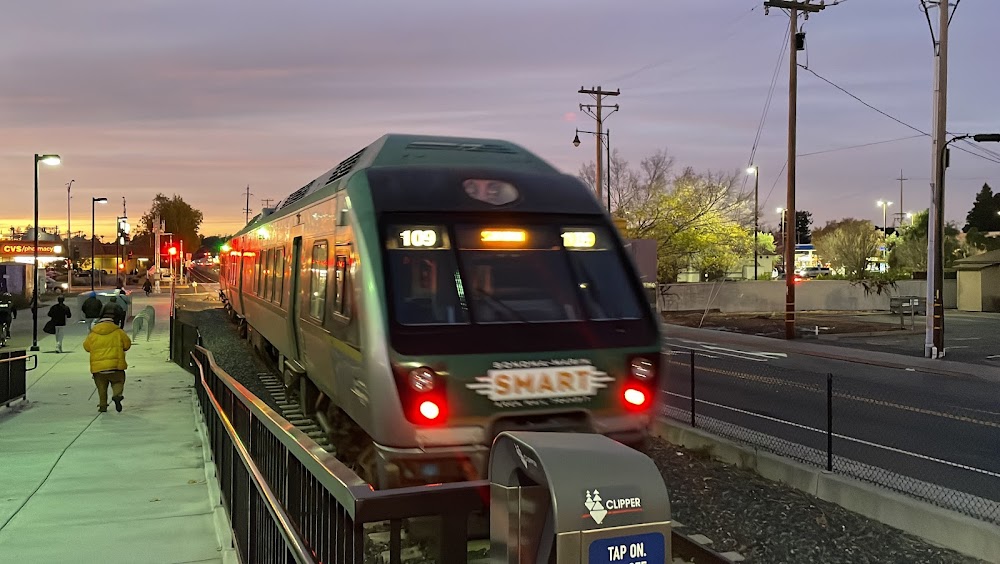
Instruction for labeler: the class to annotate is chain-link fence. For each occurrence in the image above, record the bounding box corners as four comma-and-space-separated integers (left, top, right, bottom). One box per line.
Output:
660, 349, 1000, 525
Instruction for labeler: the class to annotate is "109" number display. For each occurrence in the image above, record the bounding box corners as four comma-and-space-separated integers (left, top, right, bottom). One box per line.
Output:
399, 229, 438, 248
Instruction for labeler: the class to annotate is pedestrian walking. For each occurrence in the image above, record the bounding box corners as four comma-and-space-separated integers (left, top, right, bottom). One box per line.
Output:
45, 296, 72, 353
0, 292, 16, 342
82, 304, 132, 413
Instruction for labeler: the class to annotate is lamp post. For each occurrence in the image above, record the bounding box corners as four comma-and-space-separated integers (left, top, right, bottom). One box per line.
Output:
573, 128, 611, 212
32, 153, 61, 352
876, 200, 893, 260
92, 197, 108, 292
747, 165, 760, 280
927, 132, 1000, 357
66, 179, 75, 295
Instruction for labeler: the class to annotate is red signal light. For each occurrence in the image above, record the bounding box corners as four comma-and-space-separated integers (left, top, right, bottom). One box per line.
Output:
168, 246, 177, 256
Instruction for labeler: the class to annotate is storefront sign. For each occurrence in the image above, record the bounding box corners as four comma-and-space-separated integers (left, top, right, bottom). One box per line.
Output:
0, 240, 61, 255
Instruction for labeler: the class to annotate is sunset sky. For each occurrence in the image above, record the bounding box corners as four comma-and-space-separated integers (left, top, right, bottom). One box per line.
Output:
3, 0, 998, 242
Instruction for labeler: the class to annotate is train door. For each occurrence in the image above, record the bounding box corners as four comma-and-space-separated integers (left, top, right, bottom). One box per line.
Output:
287, 236, 303, 360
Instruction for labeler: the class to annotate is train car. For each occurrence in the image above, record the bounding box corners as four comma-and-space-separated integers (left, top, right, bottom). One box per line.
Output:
220, 134, 663, 488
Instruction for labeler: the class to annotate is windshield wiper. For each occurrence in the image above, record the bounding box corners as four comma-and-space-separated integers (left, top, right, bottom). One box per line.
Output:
469, 287, 530, 323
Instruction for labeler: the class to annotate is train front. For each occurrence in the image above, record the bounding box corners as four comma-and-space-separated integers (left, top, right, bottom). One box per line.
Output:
366, 167, 662, 485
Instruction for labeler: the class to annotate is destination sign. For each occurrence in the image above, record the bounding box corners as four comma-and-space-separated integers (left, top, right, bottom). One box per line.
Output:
0, 241, 62, 255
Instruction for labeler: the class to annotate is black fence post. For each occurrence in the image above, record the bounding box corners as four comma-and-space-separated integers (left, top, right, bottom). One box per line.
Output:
826, 373, 833, 472
690, 350, 696, 428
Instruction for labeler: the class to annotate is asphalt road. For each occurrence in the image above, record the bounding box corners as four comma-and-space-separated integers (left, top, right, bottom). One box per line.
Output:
819, 311, 1000, 366
659, 328, 1000, 511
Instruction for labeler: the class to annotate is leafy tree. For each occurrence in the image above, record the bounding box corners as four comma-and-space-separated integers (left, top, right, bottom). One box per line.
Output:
796, 210, 813, 244
199, 235, 231, 256
888, 209, 967, 272
963, 183, 1000, 233
812, 218, 880, 279
964, 227, 1000, 252
754, 232, 776, 254
578, 152, 755, 282
138, 194, 204, 259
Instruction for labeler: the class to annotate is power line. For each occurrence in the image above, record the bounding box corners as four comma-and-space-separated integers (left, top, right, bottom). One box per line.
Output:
798, 65, 1000, 165
759, 134, 925, 209
744, 17, 791, 196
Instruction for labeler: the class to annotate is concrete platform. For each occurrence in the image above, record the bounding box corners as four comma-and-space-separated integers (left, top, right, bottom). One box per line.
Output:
0, 294, 233, 564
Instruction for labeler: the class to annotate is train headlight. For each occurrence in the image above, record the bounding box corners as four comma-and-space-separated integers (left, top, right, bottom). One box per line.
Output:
409, 367, 436, 392
629, 357, 654, 380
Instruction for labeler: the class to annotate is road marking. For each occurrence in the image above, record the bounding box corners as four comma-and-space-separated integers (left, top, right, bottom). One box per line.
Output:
668, 339, 787, 362
659, 398, 1000, 479
951, 337, 981, 341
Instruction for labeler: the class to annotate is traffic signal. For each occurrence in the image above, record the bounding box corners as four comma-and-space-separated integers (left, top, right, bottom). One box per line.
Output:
168, 246, 177, 256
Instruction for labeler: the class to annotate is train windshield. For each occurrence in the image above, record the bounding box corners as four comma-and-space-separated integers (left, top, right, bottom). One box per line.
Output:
384, 223, 645, 326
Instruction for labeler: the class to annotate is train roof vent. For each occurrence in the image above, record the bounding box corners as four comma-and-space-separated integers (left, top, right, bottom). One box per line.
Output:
405, 141, 518, 154
275, 183, 312, 210
326, 147, 367, 185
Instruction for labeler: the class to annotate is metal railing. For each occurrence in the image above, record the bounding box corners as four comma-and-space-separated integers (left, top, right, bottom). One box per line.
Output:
663, 349, 1000, 525
1, 349, 35, 407
187, 343, 490, 563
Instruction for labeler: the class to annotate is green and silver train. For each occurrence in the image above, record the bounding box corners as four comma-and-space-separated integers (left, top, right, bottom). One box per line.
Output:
220, 134, 663, 488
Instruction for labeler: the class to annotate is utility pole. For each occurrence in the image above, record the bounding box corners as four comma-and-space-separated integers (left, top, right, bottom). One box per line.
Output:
261, 198, 275, 208
578, 87, 620, 203
923, 0, 954, 359
895, 170, 908, 227
66, 179, 74, 294
764, 0, 828, 340
244, 185, 253, 223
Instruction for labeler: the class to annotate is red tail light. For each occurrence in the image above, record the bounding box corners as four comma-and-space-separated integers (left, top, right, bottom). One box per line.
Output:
393, 364, 448, 425
624, 354, 659, 412
623, 386, 648, 409
419, 400, 442, 421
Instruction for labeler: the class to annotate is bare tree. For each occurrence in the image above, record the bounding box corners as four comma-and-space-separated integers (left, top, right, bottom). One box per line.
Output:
812, 219, 881, 279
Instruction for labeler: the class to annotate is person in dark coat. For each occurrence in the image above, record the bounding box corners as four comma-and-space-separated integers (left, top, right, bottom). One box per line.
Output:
0, 292, 16, 340
82, 294, 103, 321
47, 296, 72, 353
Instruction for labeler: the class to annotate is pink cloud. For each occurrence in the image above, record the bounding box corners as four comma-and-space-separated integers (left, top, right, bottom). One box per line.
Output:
563, 112, 577, 122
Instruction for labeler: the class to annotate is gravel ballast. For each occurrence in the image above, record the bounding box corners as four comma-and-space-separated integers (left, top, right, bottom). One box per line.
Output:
176, 298, 988, 564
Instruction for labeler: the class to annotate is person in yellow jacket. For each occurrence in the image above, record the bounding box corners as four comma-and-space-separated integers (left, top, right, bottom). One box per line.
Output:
83, 305, 132, 413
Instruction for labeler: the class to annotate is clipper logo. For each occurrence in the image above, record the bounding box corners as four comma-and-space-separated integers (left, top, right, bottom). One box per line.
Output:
585, 490, 609, 524
583, 488, 644, 526
514, 444, 538, 470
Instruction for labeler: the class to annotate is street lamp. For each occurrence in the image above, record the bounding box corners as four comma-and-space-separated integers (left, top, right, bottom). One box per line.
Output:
875, 200, 892, 257
747, 165, 760, 280
572, 128, 611, 212
92, 197, 108, 292
927, 132, 1000, 358
32, 153, 61, 352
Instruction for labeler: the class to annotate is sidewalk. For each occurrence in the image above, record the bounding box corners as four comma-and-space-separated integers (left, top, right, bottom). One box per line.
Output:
0, 294, 232, 564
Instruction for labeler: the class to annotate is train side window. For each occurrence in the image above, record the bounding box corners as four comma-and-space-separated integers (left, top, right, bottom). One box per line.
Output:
310, 241, 328, 320
254, 251, 262, 295
262, 249, 271, 300
334, 253, 348, 315
273, 248, 284, 303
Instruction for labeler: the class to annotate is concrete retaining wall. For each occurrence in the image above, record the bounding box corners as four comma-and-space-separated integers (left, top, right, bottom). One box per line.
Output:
658, 279, 957, 313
